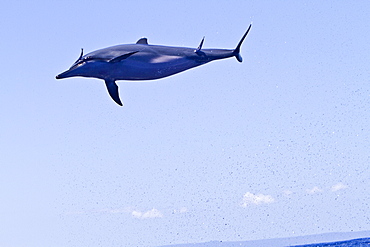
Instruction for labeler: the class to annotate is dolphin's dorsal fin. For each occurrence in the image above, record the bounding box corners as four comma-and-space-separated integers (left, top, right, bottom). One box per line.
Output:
197, 37, 205, 51
109, 51, 139, 63
195, 37, 205, 55
136, 38, 148, 45
105, 79, 123, 106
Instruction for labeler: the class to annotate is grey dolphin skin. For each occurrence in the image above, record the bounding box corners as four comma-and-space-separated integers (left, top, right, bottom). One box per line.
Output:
56, 24, 252, 106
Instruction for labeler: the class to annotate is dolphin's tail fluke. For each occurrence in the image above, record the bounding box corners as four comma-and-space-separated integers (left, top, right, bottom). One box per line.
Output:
233, 24, 252, 63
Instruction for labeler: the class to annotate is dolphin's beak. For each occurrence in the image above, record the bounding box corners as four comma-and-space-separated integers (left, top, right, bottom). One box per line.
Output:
56, 70, 72, 79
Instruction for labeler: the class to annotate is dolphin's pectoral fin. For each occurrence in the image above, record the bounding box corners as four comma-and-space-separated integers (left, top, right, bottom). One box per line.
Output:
75, 48, 84, 63
105, 79, 123, 106
109, 51, 139, 63
136, 38, 148, 45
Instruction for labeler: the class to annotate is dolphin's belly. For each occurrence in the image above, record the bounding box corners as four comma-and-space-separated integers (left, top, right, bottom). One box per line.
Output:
109, 55, 203, 80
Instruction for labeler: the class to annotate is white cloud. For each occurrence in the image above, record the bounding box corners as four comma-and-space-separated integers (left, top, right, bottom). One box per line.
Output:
306, 186, 323, 194
173, 207, 188, 214
241, 192, 275, 207
132, 208, 163, 219
331, 182, 348, 192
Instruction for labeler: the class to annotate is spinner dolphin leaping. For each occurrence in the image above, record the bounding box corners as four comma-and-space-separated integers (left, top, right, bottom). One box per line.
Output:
56, 24, 252, 106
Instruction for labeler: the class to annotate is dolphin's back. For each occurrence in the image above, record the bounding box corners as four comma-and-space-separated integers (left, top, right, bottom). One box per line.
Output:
83, 44, 203, 80
86, 44, 197, 61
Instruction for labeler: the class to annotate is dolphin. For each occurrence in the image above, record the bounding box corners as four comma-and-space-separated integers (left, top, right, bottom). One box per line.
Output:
56, 24, 252, 106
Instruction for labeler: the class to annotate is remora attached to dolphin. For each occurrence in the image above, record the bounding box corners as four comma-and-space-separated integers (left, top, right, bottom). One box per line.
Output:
56, 24, 252, 106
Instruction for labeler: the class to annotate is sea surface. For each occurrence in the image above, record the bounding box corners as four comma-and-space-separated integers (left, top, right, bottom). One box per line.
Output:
292, 237, 370, 247
158, 231, 370, 247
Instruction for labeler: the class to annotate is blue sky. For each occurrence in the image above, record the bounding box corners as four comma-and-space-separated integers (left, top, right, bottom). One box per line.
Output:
1, 1, 369, 247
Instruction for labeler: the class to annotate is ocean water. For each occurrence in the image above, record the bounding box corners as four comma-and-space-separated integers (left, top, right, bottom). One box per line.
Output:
159, 231, 370, 247
292, 237, 370, 247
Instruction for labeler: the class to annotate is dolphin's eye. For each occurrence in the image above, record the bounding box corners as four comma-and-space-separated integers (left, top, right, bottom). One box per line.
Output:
70, 56, 92, 69
70, 61, 86, 70
83, 56, 93, 62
